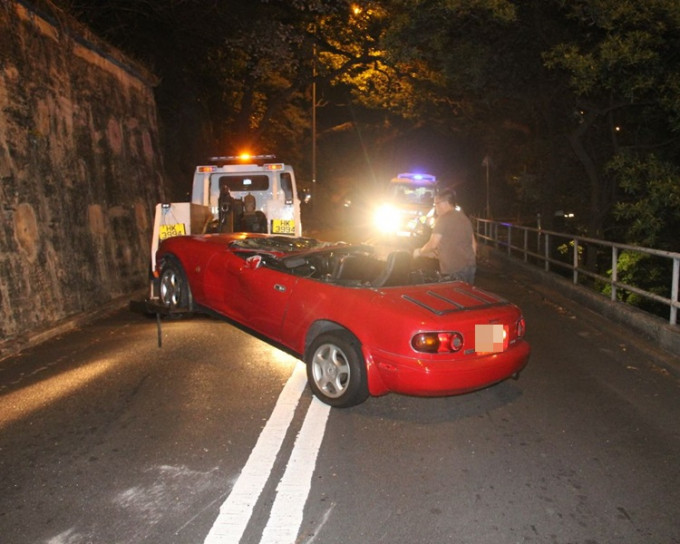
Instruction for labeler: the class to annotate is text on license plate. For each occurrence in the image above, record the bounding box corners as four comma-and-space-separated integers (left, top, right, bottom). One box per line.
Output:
475, 324, 505, 353
159, 223, 186, 240
271, 219, 295, 234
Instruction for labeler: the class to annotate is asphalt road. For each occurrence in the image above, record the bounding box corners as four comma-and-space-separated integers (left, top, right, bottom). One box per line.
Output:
0, 256, 678, 544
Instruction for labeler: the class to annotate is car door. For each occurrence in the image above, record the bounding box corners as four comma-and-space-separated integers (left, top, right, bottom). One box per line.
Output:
203, 251, 296, 341
237, 260, 298, 340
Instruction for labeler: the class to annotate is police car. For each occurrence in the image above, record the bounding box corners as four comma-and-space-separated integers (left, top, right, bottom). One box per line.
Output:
373, 173, 437, 238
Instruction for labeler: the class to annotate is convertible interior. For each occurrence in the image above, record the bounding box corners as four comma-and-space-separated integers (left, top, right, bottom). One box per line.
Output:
279, 247, 440, 287
228, 236, 441, 288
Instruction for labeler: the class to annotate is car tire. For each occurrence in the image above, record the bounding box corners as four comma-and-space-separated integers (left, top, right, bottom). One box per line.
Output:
305, 330, 369, 408
159, 257, 192, 313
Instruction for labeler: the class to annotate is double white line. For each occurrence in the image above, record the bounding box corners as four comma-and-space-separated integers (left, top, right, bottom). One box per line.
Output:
204, 362, 330, 544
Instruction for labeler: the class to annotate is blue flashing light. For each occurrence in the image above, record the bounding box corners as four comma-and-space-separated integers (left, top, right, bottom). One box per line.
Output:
395, 172, 437, 183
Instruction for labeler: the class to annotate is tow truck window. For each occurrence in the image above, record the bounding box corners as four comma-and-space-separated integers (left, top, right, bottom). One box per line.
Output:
281, 172, 294, 204
219, 175, 270, 192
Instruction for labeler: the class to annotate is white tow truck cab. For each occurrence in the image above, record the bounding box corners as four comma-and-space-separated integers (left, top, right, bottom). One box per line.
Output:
373, 172, 437, 237
149, 154, 302, 290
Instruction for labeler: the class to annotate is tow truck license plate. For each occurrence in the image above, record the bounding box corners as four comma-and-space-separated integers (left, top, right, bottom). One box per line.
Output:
159, 223, 186, 240
272, 219, 295, 234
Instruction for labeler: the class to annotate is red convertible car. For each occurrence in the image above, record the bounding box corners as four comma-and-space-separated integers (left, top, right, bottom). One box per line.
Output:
152, 233, 530, 408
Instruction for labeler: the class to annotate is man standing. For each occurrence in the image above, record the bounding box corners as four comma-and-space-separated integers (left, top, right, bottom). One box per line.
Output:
412, 187, 477, 283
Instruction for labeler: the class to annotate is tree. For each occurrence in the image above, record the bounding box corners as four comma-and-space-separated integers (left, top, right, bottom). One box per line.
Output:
357, 0, 576, 220
45, 0, 680, 247
609, 154, 680, 250
543, 0, 680, 237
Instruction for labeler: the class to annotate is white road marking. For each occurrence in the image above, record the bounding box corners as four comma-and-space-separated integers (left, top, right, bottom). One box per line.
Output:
203, 362, 308, 544
259, 397, 331, 544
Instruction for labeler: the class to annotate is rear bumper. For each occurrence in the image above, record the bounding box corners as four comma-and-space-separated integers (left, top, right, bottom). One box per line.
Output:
366, 341, 530, 397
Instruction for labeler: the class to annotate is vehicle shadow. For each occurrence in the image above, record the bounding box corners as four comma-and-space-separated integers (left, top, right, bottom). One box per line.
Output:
347, 378, 525, 425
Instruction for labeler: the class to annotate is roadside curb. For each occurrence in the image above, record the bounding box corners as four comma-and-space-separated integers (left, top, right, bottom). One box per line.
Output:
0, 289, 147, 363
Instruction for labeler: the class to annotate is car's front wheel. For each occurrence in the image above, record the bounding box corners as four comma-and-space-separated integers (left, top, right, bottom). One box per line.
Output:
305, 331, 369, 408
159, 257, 191, 312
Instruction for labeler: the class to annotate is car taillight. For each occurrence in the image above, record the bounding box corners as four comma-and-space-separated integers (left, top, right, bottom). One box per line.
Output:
412, 332, 464, 353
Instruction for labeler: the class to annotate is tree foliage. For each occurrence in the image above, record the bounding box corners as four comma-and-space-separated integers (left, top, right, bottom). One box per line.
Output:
43, 0, 680, 248
541, 0, 680, 241
609, 154, 680, 249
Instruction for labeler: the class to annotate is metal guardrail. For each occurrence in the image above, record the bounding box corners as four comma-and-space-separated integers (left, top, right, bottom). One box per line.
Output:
474, 218, 680, 326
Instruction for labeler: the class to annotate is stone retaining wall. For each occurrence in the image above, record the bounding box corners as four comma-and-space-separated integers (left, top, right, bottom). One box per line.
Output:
0, 1, 166, 354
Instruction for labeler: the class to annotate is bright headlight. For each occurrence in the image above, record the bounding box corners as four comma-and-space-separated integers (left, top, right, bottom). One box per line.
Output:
374, 204, 400, 233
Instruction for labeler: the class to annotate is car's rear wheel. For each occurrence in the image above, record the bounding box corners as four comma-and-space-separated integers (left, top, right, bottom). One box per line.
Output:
159, 257, 191, 312
305, 331, 369, 408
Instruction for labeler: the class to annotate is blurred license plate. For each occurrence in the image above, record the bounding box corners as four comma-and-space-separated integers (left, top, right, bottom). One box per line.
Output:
272, 219, 295, 234
159, 223, 186, 240
475, 324, 505, 353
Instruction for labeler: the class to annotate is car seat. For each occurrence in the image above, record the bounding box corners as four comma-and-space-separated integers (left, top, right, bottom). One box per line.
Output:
334, 254, 383, 285
371, 250, 412, 287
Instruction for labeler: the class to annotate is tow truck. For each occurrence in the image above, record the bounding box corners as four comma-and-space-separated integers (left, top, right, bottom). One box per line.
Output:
147, 154, 302, 298
373, 172, 437, 241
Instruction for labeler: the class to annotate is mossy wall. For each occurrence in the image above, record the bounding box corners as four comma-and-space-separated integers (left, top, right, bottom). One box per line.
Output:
0, 1, 167, 350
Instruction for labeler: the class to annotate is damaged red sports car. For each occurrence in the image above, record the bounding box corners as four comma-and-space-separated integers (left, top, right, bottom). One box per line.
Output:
151, 233, 530, 408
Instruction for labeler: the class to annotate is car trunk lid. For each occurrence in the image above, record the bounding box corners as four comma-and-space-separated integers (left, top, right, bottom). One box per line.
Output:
391, 282, 509, 315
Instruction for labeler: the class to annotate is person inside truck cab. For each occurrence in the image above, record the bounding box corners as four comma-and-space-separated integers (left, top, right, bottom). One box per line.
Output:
241, 193, 267, 233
